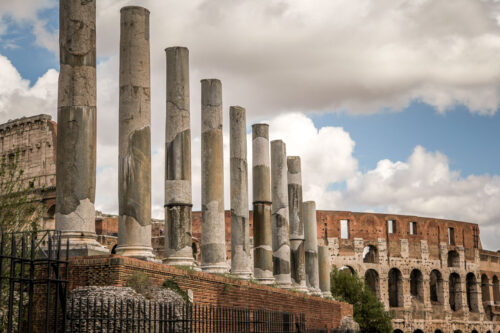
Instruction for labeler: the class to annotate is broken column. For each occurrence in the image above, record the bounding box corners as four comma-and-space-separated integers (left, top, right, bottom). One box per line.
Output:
201, 79, 227, 273
55, 0, 108, 256
252, 124, 275, 284
318, 245, 332, 297
116, 6, 154, 260
304, 201, 321, 295
287, 156, 307, 291
271, 140, 292, 288
164, 47, 194, 266
230, 106, 252, 279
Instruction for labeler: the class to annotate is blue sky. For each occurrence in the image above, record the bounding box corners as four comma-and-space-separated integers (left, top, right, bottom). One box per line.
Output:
1, 0, 499, 250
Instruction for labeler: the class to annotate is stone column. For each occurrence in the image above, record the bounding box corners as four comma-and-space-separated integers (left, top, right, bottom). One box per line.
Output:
201, 79, 227, 273
56, 0, 108, 256
252, 124, 274, 284
318, 245, 332, 297
116, 6, 154, 260
271, 140, 292, 288
287, 156, 307, 291
304, 201, 321, 295
230, 106, 252, 279
164, 47, 194, 266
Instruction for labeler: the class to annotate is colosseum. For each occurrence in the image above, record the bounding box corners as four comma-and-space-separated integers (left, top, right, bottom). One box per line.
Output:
1, 114, 499, 333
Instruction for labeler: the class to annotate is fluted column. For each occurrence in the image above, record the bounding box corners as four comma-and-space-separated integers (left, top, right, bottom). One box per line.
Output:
164, 47, 194, 266
318, 245, 332, 297
288, 156, 307, 291
201, 79, 227, 273
55, 0, 108, 256
116, 6, 154, 260
271, 140, 292, 288
304, 201, 321, 295
252, 124, 274, 284
230, 106, 252, 279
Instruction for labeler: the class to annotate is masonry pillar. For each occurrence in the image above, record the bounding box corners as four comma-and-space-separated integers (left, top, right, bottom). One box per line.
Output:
164, 47, 194, 266
230, 106, 252, 279
55, 0, 108, 256
304, 201, 321, 295
271, 140, 292, 288
252, 124, 274, 284
318, 245, 332, 298
201, 79, 227, 273
287, 156, 307, 291
116, 6, 154, 260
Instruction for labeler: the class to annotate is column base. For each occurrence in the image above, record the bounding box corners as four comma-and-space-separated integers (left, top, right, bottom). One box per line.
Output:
60, 231, 110, 257
201, 264, 229, 274
255, 277, 275, 285
309, 288, 323, 297
230, 271, 253, 280
292, 283, 309, 293
115, 245, 156, 261
163, 256, 195, 267
322, 291, 333, 298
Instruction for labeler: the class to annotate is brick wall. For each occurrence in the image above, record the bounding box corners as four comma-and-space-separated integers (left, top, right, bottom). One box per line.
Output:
68, 255, 352, 330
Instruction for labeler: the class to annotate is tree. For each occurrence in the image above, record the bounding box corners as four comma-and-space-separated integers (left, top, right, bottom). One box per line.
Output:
0, 150, 42, 232
331, 267, 393, 333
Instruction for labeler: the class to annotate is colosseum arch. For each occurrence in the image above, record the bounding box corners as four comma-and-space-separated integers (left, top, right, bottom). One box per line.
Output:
365, 269, 380, 298
363, 245, 378, 263
389, 268, 404, 307
340, 265, 356, 275
493, 275, 500, 304
448, 250, 460, 268
481, 274, 491, 303
466, 273, 479, 312
393, 330, 404, 333
430, 269, 444, 305
449, 273, 462, 311
413, 330, 424, 333
410, 269, 424, 302
434, 330, 443, 333
471, 330, 478, 333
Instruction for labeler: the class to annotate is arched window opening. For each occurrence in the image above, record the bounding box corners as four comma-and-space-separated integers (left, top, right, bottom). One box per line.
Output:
466, 273, 479, 312
471, 330, 478, 333
393, 330, 404, 333
389, 268, 404, 307
449, 273, 462, 311
493, 276, 500, 304
448, 250, 460, 268
410, 269, 424, 302
363, 245, 378, 263
430, 270, 444, 305
365, 269, 380, 298
434, 330, 443, 333
481, 274, 491, 303
413, 330, 424, 333
339, 266, 356, 275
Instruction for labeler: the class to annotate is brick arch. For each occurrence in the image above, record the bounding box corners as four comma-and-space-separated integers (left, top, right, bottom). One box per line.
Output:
389, 268, 404, 307
449, 272, 462, 311
466, 273, 479, 313
410, 269, 424, 302
481, 274, 491, 303
365, 269, 380, 298
363, 245, 378, 264
430, 269, 444, 305
448, 250, 460, 268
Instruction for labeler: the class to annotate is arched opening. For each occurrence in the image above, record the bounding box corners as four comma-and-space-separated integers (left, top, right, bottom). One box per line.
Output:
413, 330, 424, 333
365, 269, 380, 298
466, 273, 479, 312
393, 330, 404, 333
339, 266, 356, 275
481, 274, 491, 303
448, 250, 460, 268
471, 330, 478, 333
363, 245, 378, 263
430, 269, 444, 305
449, 273, 462, 311
453, 330, 462, 333
493, 275, 500, 304
410, 269, 424, 302
389, 268, 404, 307
434, 330, 443, 333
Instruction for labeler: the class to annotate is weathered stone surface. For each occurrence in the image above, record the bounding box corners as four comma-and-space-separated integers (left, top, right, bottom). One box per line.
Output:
271, 140, 292, 287
287, 156, 307, 291
252, 123, 274, 284
55, 0, 107, 256
164, 47, 194, 266
229, 106, 252, 279
304, 201, 321, 295
201, 79, 227, 273
318, 245, 332, 298
117, 6, 154, 260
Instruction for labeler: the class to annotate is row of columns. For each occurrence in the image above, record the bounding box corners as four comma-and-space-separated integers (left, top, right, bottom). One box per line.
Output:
55, 1, 331, 296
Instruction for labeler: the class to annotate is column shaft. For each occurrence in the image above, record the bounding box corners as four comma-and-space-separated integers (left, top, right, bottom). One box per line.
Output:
304, 201, 321, 295
287, 156, 307, 291
271, 140, 292, 287
230, 106, 252, 279
164, 47, 194, 266
252, 124, 274, 284
201, 79, 227, 273
56, 0, 108, 256
318, 245, 332, 297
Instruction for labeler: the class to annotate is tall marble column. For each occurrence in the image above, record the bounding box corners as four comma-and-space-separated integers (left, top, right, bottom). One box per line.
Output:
271, 140, 292, 288
252, 124, 275, 284
318, 245, 332, 297
164, 47, 194, 266
304, 201, 321, 295
201, 79, 227, 273
287, 156, 307, 291
56, 0, 108, 256
230, 106, 252, 279
116, 6, 154, 260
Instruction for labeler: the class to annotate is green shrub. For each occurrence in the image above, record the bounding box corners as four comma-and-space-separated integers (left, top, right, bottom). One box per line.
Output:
125, 272, 152, 295
162, 279, 190, 302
